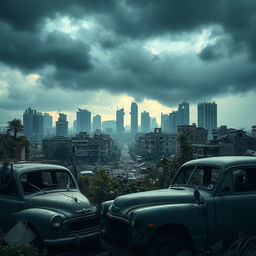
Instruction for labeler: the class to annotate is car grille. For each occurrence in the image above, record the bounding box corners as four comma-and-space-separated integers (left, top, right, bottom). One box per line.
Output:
68, 215, 100, 233
104, 214, 129, 247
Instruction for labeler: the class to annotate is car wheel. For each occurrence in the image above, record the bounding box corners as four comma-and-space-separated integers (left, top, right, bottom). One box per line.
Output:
146, 235, 185, 256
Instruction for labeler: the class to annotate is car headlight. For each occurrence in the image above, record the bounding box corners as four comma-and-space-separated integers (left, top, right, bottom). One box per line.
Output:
130, 212, 139, 228
50, 215, 63, 228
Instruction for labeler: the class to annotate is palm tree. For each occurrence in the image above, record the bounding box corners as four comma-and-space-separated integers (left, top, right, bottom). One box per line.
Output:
6, 119, 24, 139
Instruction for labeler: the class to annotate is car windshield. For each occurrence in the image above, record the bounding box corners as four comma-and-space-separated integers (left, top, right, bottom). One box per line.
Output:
21, 170, 77, 194
171, 165, 221, 190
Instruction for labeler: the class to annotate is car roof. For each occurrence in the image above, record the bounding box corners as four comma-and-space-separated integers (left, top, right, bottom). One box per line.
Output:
182, 156, 256, 170
0, 162, 69, 175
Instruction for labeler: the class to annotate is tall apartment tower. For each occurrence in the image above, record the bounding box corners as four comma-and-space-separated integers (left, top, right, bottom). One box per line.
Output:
56, 113, 68, 137
197, 101, 217, 139
169, 111, 178, 133
43, 113, 53, 137
76, 109, 91, 134
141, 111, 150, 133
150, 117, 158, 131
161, 113, 169, 132
130, 102, 138, 136
92, 114, 101, 132
178, 102, 189, 125
23, 107, 43, 144
116, 108, 125, 138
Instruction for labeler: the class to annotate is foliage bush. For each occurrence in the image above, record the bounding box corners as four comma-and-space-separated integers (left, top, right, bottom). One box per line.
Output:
0, 230, 46, 256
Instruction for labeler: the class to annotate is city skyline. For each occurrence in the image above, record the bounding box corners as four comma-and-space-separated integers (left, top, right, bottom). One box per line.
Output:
1, 97, 255, 131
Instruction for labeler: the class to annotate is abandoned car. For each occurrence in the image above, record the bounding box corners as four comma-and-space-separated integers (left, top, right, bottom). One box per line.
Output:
101, 156, 256, 256
0, 162, 100, 247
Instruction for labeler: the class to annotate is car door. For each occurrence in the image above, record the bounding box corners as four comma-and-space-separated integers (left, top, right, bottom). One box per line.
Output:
215, 166, 256, 243
0, 174, 21, 232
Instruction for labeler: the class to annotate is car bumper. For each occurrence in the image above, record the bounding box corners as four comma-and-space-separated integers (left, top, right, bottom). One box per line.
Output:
44, 230, 101, 247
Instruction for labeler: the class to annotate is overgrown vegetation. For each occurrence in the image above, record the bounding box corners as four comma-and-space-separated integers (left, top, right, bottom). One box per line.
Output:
0, 231, 46, 256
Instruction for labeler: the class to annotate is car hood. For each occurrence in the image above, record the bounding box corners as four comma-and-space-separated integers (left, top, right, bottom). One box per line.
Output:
110, 187, 198, 216
26, 191, 93, 218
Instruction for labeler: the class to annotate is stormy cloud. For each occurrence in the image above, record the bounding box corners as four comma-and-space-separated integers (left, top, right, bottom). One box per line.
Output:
0, 0, 256, 115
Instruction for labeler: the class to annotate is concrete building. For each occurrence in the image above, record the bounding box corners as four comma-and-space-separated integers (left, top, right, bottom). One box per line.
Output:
92, 114, 101, 132
56, 113, 68, 137
0, 125, 8, 135
23, 107, 43, 144
169, 111, 178, 133
116, 108, 125, 138
141, 111, 150, 133
76, 109, 91, 134
72, 132, 115, 163
178, 124, 207, 145
43, 113, 53, 137
193, 127, 256, 158
161, 113, 169, 132
178, 102, 189, 126
42, 137, 72, 159
102, 120, 116, 135
198, 101, 217, 139
130, 102, 138, 136
135, 128, 177, 160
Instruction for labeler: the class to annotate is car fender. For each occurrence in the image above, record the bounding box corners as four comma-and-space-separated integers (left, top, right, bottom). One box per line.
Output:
15, 208, 66, 240
130, 203, 207, 249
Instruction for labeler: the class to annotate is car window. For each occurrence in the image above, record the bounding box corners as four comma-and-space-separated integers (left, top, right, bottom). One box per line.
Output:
173, 165, 221, 190
21, 170, 76, 194
232, 167, 256, 193
0, 174, 18, 197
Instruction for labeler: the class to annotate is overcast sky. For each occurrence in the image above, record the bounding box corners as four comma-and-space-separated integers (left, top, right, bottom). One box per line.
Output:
0, 0, 256, 129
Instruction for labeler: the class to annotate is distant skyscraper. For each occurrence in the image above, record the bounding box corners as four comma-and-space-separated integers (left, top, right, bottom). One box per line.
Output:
161, 113, 169, 132
197, 101, 217, 139
178, 102, 189, 125
23, 107, 43, 144
130, 102, 138, 136
76, 109, 91, 134
150, 117, 158, 131
56, 113, 68, 137
169, 111, 178, 133
141, 111, 150, 133
92, 114, 101, 132
102, 120, 116, 135
116, 108, 125, 138
43, 113, 53, 137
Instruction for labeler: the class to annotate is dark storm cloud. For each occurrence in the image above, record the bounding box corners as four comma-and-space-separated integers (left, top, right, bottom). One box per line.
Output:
1, 0, 256, 108
0, 23, 92, 72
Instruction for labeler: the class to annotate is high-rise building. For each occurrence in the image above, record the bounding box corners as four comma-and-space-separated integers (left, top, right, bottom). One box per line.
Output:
116, 108, 125, 138
92, 114, 101, 132
102, 120, 116, 135
150, 117, 158, 131
23, 107, 43, 144
161, 113, 169, 132
178, 102, 189, 125
141, 111, 150, 133
56, 113, 68, 137
43, 113, 53, 137
197, 101, 217, 139
169, 111, 178, 133
130, 102, 138, 136
76, 109, 91, 134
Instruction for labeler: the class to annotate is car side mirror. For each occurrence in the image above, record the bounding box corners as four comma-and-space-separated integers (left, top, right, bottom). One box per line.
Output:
221, 186, 231, 192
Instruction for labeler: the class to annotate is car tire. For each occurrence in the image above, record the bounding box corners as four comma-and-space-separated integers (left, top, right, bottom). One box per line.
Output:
146, 235, 186, 256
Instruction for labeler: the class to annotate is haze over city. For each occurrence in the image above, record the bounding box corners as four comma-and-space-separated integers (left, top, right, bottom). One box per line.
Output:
0, 1, 256, 129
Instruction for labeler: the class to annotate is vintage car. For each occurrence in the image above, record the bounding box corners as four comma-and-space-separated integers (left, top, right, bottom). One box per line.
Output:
0, 162, 100, 247
100, 156, 256, 256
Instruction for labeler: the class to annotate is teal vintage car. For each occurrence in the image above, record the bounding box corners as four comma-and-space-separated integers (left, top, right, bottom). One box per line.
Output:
0, 162, 100, 247
101, 156, 256, 256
